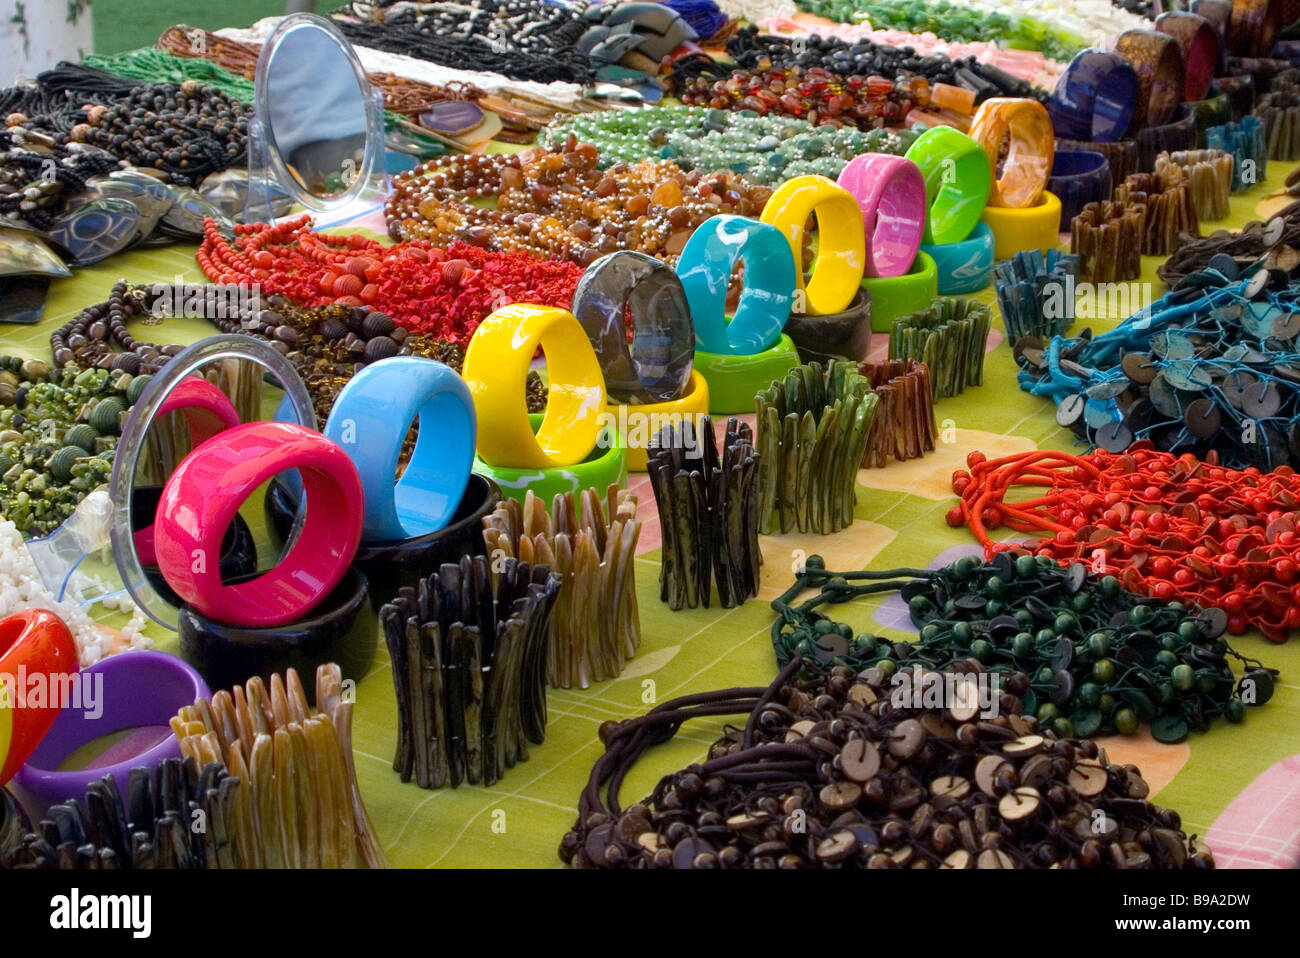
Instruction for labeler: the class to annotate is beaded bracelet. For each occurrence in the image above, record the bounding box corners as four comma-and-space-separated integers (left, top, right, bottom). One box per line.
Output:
992, 250, 1081, 342
542, 105, 917, 185
755, 361, 878, 535
856, 359, 937, 468
380, 554, 561, 790
887, 298, 991, 399
480, 487, 641, 689
1070, 200, 1145, 284
1158, 148, 1234, 221
772, 553, 1274, 739
1114, 171, 1199, 256
1157, 200, 1300, 284
949, 442, 1300, 642
561, 650, 1214, 869
646, 416, 761, 611
1207, 116, 1268, 189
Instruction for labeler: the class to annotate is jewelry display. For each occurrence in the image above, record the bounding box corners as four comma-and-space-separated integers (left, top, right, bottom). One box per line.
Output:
992, 250, 1082, 342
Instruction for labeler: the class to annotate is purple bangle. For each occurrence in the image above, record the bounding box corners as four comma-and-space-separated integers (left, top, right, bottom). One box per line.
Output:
9, 651, 208, 817
1049, 49, 1141, 143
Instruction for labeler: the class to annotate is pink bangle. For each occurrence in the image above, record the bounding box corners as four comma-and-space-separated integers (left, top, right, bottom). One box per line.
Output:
835, 154, 928, 278
153, 421, 364, 628
134, 377, 241, 566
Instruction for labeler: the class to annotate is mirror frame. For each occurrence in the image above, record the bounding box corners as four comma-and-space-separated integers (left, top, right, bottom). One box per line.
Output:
251, 12, 387, 216
109, 335, 317, 631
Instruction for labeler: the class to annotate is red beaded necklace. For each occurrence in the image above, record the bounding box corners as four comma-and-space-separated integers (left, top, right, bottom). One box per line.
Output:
948, 443, 1300, 642
197, 215, 582, 341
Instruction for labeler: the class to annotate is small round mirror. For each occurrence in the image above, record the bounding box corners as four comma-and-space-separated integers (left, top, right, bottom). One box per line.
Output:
252, 13, 385, 214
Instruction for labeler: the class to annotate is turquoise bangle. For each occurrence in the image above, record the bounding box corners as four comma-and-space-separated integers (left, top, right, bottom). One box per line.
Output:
920, 222, 995, 296
473, 413, 627, 505
861, 252, 940, 333
677, 214, 796, 356
904, 126, 993, 247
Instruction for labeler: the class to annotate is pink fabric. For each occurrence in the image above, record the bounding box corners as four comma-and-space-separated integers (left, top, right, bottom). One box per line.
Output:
1207, 754, 1300, 869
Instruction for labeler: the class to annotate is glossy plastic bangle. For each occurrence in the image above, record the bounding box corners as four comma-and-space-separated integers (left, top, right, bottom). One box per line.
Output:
1049, 49, 1141, 143
676, 215, 796, 356
861, 251, 940, 333
9, 651, 208, 816
920, 222, 995, 296
1228, 0, 1283, 58
1115, 29, 1186, 130
473, 413, 627, 505
1156, 11, 1220, 102
0, 610, 78, 784
605, 369, 710, 473
903, 126, 992, 247
694, 335, 803, 414
154, 421, 364, 628
1053, 136, 1139, 185
970, 98, 1055, 209
462, 304, 607, 469
834, 155, 927, 279
132, 376, 241, 567
324, 356, 476, 543
1048, 151, 1114, 230
571, 251, 694, 405
981, 191, 1065, 260
760, 175, 865, 313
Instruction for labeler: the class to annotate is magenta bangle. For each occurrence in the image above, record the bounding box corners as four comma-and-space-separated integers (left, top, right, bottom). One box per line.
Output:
9, 650, 208, 817
835, 153, 928, 278
154, 421, 364, 629
133, 376, 241, 567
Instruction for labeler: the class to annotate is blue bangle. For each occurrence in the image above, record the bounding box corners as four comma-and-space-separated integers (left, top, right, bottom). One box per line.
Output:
1047, 150, 1113, 231
1049, 49, 1141, 143
323, 356, 476, 543
920, 221, 995, 296
676, 214, 795, 356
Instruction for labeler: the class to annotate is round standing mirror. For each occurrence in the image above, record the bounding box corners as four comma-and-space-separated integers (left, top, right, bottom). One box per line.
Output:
248, 13, 387, 218
109, 335, 317, 631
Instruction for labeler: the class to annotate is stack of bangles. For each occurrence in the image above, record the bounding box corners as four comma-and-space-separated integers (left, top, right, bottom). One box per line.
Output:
947, 445, 1300, 641
1113, 170, 1200, 256
1071, 200, 1146, 283
1155, 149, 1234, 221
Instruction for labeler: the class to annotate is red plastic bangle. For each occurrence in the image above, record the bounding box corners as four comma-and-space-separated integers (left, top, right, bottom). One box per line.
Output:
134, 376, 241, 566
153, 421, 364, 628
0, 609, 79, 784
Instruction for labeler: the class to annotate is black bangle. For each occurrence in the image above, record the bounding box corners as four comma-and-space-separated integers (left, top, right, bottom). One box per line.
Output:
1135, 103, 1199, 171
784, 289, 874, 365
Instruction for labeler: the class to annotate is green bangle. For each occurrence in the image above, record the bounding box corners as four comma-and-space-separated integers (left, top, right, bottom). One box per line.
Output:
861, 251, 939, 333
694, 334, 801, 415
473, 413, 627, 504
1187, 87, 1231, 147
904, 126, 993, 246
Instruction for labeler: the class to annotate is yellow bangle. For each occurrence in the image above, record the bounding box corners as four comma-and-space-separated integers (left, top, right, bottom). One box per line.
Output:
980, 191, 1064, 260
759, 174, 865, 316
462, 304, 607, 469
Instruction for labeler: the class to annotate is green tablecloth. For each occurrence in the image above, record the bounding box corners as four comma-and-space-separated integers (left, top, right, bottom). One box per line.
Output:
4, 168, 1298, 869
